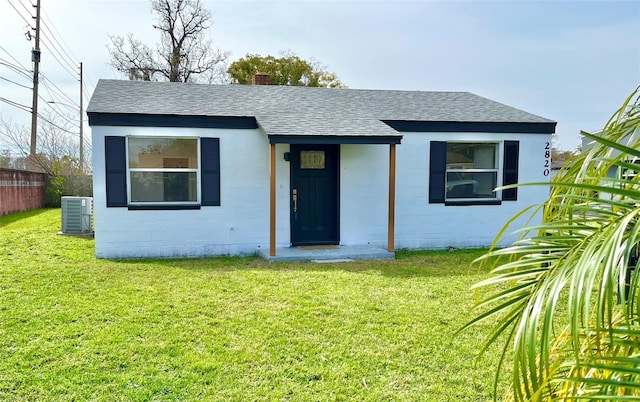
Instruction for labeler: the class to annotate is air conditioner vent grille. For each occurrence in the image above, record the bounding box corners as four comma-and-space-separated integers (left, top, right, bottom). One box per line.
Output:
61, 197, 93, 234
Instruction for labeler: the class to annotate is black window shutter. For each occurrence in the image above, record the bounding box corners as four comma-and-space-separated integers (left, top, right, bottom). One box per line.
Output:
105, 136, 127, 207
429, 141, 447, 203
201, 138, 221, 206
502, 140, 519, 201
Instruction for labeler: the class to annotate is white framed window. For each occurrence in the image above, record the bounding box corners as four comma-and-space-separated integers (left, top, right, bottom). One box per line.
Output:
445, 142, 500, 200
126, 136, 200, 205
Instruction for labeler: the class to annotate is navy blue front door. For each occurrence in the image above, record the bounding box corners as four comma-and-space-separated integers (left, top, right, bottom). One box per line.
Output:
290, 144, 339, 246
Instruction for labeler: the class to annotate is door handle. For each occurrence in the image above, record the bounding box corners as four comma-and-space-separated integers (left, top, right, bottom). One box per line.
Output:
292, 188, 298, 212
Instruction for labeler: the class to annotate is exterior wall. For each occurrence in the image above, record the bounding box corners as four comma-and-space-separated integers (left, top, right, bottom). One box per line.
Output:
0, 168, 46, 216
92, 125, 551, 258
340, 144, 390, 246
337, 133, 551, 249
92, 125, 292, 258
394, 132, 550, 249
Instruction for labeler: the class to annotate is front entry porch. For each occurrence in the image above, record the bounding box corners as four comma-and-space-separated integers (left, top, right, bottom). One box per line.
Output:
267, 134, 402, 259
257, 244, 394, 262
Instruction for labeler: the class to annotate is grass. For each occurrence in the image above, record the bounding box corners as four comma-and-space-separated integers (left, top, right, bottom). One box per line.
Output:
0, 209, 507, 401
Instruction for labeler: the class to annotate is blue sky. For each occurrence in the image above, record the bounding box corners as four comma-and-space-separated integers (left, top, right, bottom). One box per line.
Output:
1, 0, 639, 153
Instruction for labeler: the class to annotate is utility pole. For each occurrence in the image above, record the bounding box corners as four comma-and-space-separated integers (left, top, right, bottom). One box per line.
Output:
29, 0, 41, 171
79, 62, 84, 173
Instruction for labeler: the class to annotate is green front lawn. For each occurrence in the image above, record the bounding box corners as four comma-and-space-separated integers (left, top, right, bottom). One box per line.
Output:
1, 209, 505, 401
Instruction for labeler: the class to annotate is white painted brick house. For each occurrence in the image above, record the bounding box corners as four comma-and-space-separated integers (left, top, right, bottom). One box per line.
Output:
87, 79, 556, 259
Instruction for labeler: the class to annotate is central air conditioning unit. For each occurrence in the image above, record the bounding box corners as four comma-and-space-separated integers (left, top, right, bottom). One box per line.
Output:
61, 196, 93, 234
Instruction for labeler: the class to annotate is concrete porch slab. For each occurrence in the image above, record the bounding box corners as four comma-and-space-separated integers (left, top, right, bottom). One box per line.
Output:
257, 245, 395, 262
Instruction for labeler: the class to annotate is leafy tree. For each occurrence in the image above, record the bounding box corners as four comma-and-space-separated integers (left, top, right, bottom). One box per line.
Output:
108, 0, 228, 83
227, 53, 344, 88
551, 147, 578, 163
463, 88, 640, 400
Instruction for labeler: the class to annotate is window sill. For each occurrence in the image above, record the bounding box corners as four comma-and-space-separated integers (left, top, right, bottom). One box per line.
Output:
444, 200, 502, 206
128, 204, 201, 211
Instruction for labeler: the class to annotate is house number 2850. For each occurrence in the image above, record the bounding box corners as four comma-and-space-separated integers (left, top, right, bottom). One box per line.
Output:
543, 142, 551, 176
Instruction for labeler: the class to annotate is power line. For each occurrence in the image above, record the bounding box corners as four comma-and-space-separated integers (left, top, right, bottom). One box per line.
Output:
6, 0, 32, 27
14, 0, 33, 18
0, 60, 32, 80
0, 97, 81, 137
4, 1, 88, 158
0, 96, 31, 113
0, 76, 32, 89
82, 81, 91, 95
0, 58, 29, 73
37, 112, 77, 136
40, 75, 79, 108
0, 46, 31, 72
39, 97, 78, 127
41, 13, 79, 68
40, 31, 77, 71
82, 70, 96, 92
4, 5, 82, 96
3, 4, 84, 98
43, 100, 71, 120
39, 35, 78, 80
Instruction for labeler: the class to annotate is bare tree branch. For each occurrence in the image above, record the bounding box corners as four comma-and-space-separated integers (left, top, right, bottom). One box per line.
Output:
108, 0, 226, 83
0, 112, 85, 175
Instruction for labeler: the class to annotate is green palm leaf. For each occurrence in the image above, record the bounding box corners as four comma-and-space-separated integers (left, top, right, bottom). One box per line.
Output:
463, 88, 640, 401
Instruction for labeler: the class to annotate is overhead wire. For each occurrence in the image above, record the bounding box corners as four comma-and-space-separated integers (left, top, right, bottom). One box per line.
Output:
0, 60, 32, 80
39, 12, 91, 104
33, 17, 84, 105
0, 96, 31, 113
0, 76, 32, 90
0, 46, 31, 72
13, 0, 33, 18
41, 13, 80, 68
38, 10, 90, 150
3, 0, 90, 150
40, 85, 79, 114
39, 36, 79, 80
5, 1, 82, 102
37, 111, 77, 136
38, 95, 78, 127
40, 75, 79, 108
1, 1, 35, 119
40, 33, 77, 73
0, 96, 79, 136
6, 0, 32, 27
39, 21, 79, 74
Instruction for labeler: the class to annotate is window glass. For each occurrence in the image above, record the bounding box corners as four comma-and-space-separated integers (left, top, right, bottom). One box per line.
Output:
130, 172, 197, 202
620, 166, 639, 181
128, 138, 198, 168
446, 172, 497, 199
446, 143, 496, 170
128, 137, 199, 204
446, 143, 498, 200
301, 151, 325, 169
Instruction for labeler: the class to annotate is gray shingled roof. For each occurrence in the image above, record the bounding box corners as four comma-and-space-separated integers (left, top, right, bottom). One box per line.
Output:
87, 79, 555, 137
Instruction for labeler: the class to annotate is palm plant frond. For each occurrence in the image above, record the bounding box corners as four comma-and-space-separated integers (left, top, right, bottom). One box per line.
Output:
463, 88, 640, 401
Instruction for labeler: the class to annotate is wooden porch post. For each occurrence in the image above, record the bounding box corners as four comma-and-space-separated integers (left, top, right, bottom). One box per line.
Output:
269, 143, 276, 256
388, 143, 396, 252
